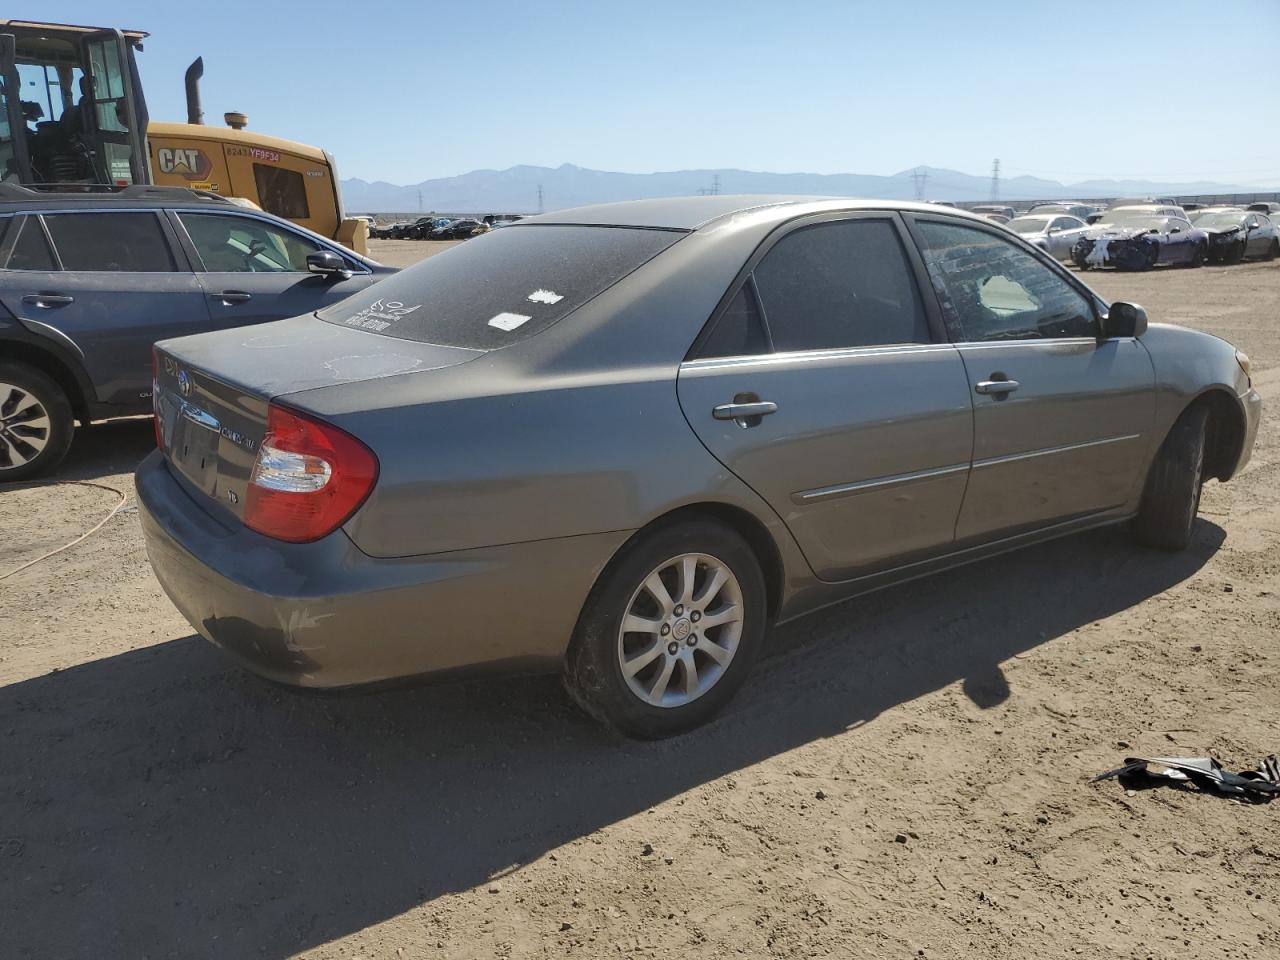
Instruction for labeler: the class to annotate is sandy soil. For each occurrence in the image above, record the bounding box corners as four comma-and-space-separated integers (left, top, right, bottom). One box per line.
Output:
2, 254, 1277, 959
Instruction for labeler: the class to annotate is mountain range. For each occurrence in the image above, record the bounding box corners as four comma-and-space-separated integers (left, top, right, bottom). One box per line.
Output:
340, 163, 1275, 214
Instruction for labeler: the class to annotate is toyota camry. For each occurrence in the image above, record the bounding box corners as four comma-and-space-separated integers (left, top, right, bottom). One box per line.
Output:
138, 196, 1261, 738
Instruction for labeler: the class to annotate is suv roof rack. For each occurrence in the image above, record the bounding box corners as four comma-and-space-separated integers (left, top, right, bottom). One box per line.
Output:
0, 182, 234, 203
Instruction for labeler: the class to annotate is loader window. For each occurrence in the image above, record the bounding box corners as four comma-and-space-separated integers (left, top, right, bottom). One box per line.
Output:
252, 164, 310, 220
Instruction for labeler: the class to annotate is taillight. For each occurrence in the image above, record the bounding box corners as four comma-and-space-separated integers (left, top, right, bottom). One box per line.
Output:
152, 347, 164, 451
243, 404, 378, 543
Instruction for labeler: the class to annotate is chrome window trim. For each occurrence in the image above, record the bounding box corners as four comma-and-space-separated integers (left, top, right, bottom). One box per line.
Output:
681, 341, 957, 372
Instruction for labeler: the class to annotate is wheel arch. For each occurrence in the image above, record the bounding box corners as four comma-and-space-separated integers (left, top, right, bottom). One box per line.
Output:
590, 501, 787, 623
1185, 387, 1246, 482
0, 336, 94, 424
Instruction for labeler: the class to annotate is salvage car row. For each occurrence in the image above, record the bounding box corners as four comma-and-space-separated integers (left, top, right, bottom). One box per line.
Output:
368, 215, 517, 240
998, 201, 1279, 271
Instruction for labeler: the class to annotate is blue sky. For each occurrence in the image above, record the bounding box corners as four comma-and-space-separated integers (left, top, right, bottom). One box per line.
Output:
35, 0, 1280, 186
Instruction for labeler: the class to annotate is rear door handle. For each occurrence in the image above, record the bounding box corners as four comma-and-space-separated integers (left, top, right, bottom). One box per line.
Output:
975, 379, 1020, 396
215, 291, 252, 304
713, 401, 778, 421
22, 293, 74, 308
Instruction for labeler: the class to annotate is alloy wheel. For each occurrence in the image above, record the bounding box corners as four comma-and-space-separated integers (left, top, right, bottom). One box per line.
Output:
0, 382, 53, 471
617, 552, 744, 708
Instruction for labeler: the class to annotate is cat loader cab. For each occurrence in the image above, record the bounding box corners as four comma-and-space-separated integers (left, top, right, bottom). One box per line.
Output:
0, 21, 366, 253
0, 21, 148, 187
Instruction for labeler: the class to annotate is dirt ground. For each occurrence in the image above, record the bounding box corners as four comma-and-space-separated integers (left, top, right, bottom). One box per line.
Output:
2, 250, 1277, 959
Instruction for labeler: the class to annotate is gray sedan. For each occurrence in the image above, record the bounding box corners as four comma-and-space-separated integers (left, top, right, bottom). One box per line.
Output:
138, 196, 1261, 738
1006, 213, 1090, 262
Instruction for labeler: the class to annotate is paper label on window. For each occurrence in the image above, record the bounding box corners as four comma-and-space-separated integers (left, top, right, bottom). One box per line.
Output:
488, 312, 531, 331
527, 289, 564, 305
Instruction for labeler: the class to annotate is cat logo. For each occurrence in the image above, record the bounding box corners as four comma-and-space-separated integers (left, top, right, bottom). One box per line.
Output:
155, 146, 213, 180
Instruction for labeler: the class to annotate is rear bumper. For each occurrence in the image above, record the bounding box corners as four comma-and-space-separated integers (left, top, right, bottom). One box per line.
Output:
136, 450, 629, 688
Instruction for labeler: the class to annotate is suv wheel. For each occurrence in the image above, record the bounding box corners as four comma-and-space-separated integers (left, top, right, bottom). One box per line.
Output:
564, 519, 767, 739
0, 361, 74, 481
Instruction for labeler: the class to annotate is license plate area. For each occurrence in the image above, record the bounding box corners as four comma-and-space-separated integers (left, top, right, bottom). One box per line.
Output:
159, 391, 222, 497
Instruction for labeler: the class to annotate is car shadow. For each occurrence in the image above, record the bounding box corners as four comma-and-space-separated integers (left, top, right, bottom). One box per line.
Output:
0, 520, 1224, 958
54, 417, 156, 484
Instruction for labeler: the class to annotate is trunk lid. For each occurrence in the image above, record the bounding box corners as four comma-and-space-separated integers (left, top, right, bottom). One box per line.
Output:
153, 314, 481, 522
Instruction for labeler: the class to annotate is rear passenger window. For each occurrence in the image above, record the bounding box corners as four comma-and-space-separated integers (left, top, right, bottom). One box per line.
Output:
752, 219, 930, 352
44, 213, 175, 272
5, 217, 58, 271
697, 281, 770, 358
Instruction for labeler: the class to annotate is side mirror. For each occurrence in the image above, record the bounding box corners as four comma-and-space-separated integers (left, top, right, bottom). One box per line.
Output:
1103, 301, 1148, 339
306, 250, 351, 280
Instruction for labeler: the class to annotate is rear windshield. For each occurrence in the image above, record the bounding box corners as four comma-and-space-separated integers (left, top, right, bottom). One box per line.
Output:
318, 224, 682, 349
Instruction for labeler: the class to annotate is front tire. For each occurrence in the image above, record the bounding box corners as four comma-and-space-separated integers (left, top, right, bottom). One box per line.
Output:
563, 519, 767, 738
0, 361, 74, 482
1132, 406, 1208, 552
1265, 239, 1279, 261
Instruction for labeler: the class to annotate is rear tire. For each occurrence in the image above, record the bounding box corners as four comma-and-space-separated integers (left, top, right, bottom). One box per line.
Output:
1132, 406, 1208, 552
0, 361, 74, 482
563, 519, 767, 739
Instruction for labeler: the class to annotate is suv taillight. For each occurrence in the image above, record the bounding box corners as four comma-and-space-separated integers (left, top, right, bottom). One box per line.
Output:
243, 404, 378, 543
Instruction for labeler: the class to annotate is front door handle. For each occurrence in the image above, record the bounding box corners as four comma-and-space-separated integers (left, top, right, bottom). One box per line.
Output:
713, 400, 778, 422
975, 379, 1020, 396
215, 290, 252, 304
22, 293, 74, 308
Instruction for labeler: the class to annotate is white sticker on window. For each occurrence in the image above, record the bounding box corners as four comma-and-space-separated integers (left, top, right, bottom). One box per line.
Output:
488, 312, 532, 331
527, 289, 565, 305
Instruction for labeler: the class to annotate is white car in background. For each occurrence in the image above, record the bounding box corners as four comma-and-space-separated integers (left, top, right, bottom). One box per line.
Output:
1005, 213, 1090, 262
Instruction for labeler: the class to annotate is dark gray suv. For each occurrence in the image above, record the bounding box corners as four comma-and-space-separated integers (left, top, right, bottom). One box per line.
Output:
0, 184, 393, 479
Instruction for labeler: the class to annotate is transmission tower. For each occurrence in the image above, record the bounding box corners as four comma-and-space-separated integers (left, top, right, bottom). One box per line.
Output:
713, 173, 720, 196
911, 168, 929, 201
989, 159, 1001, 202
537, 184, 544, 214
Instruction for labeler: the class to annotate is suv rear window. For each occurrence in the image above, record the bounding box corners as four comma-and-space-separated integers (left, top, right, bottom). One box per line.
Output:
318, 224, 682, 349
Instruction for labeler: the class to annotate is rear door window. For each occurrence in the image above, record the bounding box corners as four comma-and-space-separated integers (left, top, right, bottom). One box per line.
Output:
4, 217, 58, 271
751, 218, 930, 352
43, 212, 175, 271
318, 224, 682, 350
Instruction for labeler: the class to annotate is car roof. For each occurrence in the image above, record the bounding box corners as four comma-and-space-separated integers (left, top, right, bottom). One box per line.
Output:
519, 195, 995, 232
0, 184, 238, 211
